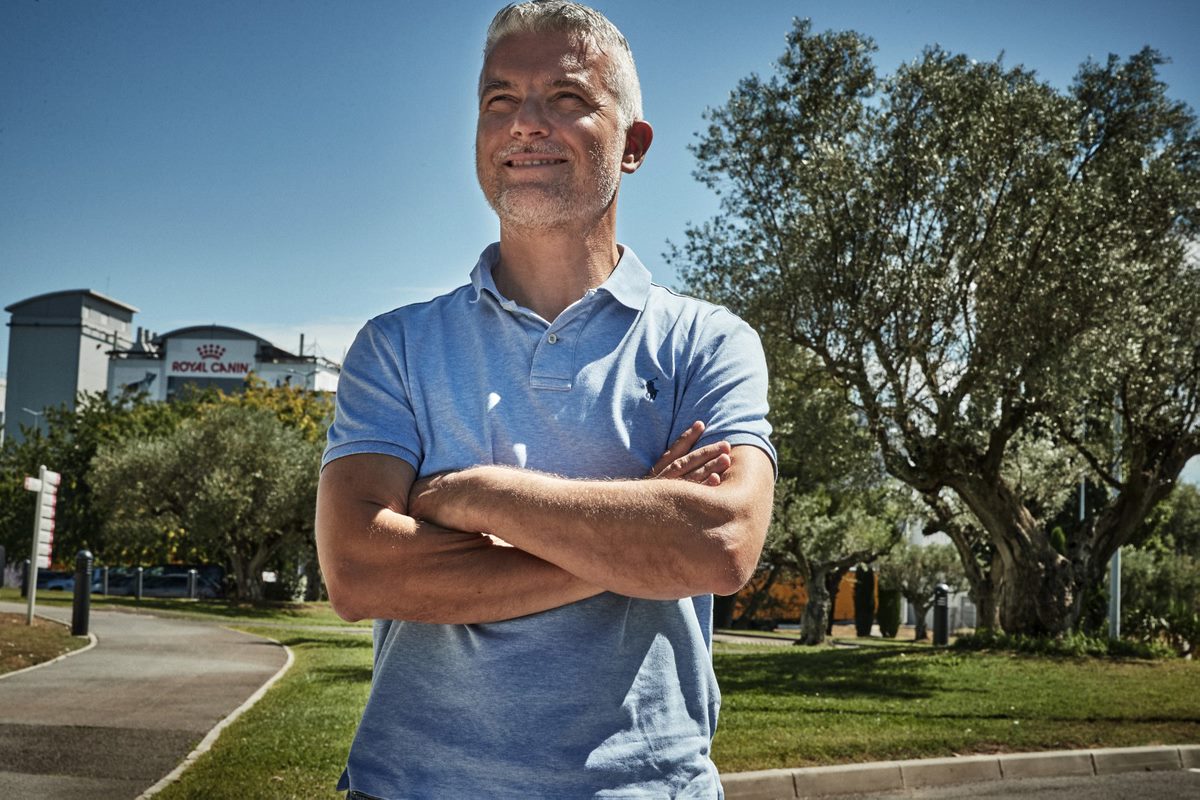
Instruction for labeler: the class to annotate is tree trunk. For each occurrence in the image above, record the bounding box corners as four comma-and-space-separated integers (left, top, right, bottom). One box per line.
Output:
912, 600, 930, 640
994, 551, 1081, 636
949, 475, 1083, 635
970, 575, 1000, 631
227, 556, 256, 601
735, 562, 781, 628
798, 566, 830, 645
713, 593, 737, 628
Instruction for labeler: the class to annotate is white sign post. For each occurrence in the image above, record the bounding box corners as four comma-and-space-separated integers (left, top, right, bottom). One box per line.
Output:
23, 465, 59, 625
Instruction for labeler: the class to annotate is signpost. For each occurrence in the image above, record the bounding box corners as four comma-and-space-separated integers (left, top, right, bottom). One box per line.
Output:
23, 465, 60, 625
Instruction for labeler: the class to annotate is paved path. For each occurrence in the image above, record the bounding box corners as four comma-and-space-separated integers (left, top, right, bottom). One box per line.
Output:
0, 601, 288, 799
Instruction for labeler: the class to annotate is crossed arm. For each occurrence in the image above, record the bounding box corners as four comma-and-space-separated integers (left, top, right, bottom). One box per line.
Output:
316, 422, 775, 624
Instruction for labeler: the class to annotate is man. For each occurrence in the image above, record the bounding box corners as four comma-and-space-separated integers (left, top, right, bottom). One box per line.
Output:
316, 2, 776, 797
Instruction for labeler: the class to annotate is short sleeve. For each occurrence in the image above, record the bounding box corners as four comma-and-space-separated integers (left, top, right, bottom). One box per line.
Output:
322, 319, 422, 471
679, 308, 777, 475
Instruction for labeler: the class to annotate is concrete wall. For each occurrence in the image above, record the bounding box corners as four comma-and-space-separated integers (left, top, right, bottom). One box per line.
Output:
4, 323, 81, 439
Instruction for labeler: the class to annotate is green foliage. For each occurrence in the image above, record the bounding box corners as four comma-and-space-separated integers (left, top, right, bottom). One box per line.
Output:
1049, 526, 1068, 556
878, 539, 966, 639
221, 375, 334, 445
1120, 548, 1199, 658
853, 566, 876, 636
758, 479, 900, 644
91, 404, 321, 600
0, 381, 332, 597
877, 587, 902, 638
1115, 485, 1200, 656
672, 18, 1200, 635
952, 628, 1174, 659
1131, 483, 1200, 557
0, 392, 193, 564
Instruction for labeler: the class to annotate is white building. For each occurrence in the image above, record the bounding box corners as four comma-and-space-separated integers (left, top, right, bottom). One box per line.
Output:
108, 324, 339, 401
3, 289, 338, 443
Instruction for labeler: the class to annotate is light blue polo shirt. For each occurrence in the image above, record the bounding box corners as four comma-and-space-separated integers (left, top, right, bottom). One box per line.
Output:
324, 244, 775, 799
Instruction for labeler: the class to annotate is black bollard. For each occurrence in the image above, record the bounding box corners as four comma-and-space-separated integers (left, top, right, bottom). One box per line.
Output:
933, 583, 950, 646
20, 559, 30, 599
187, 568, 198, 600
99, 566, 109, 595
72, 550, 93, 636
134, 566, 144, 602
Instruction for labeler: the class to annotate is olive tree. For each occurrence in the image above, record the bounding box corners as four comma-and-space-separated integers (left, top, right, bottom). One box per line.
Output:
878, 539, 966, 640
743, 355, 902, 645
92, 404, 321, 599
673, 20, 1200, 635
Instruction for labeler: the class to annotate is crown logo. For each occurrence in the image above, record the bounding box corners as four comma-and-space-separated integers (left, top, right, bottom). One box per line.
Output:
197, 344, 226, 360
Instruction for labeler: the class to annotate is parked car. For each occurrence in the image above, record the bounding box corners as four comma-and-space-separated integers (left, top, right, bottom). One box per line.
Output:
101, 566, 222, 599
34, 570, 103, 592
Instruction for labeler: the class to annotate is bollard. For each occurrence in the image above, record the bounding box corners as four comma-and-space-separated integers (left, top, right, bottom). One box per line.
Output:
20, 558, 30, 599
187, 568, 198, 600
99, 566, 109, 595
72, 550, 93, 636
134, 566, 144, 602
933, 583, 950, 646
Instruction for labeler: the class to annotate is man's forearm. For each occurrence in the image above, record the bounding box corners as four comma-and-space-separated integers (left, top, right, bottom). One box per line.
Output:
408, 446, 774, 599
316, 456, 602, 625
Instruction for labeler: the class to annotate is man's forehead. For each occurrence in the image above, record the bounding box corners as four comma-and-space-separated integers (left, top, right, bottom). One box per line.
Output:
481, 30, 606, 84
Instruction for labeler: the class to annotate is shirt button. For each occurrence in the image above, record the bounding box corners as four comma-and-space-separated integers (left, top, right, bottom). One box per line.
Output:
547, 333, 559, 344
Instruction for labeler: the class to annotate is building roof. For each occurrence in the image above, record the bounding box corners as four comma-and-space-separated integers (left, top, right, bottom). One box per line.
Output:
5, 289, 140, 315
153, 325, 296, 360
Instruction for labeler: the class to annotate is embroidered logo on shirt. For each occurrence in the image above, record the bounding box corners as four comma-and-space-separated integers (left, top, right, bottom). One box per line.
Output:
644, 378, 659, 401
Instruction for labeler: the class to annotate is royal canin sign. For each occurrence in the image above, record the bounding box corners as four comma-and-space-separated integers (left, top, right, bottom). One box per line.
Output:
166, 339, 256, 378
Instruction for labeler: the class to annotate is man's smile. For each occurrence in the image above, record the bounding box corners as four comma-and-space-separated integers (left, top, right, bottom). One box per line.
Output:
504, 156, 568, 167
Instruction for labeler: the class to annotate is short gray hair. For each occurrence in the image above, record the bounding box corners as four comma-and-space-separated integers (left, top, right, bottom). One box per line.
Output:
482, 1, 643, 129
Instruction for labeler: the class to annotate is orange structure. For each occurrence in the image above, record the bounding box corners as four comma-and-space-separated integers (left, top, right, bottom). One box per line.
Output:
732, 570, 862, 625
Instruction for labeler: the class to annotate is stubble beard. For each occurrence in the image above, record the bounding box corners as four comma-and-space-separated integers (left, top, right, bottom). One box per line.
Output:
480, 140, 621, 231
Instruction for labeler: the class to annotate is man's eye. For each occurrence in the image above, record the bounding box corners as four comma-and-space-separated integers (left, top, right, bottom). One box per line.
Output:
553, 93, 588, 108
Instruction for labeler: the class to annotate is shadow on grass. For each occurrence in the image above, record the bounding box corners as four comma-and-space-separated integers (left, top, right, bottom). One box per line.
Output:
94, 597, 314, 619
716, 647, 946, 701
279, 635, 373, 649
305, 664, 374, 684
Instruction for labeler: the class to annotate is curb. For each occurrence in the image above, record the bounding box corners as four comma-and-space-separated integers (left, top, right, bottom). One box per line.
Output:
136, 627, 295, 798
721, 744, 1200, 799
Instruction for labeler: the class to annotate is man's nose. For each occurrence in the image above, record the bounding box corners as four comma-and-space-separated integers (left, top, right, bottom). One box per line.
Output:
510, 98, 550, 139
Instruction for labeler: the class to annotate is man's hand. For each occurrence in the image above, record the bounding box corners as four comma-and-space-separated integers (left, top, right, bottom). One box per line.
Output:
649, 420, 732, 485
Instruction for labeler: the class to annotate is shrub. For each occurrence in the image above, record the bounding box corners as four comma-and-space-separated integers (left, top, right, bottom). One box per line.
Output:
877, 588, 902, 638
952, 628, 1173, 659
853, 566, 875, 637
1120, 549, 1199, 658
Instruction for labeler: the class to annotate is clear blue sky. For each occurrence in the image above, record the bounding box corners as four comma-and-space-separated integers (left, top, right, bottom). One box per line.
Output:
2, 0, 1197, 481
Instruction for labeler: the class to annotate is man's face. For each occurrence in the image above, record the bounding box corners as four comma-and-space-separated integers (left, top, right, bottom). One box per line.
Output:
476, 30, 628, 230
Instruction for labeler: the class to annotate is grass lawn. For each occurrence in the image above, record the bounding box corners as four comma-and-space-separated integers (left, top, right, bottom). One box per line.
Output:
0, 611, 89, 675
711, 642, 1200, 772
0, 586, 370, 628
130, 614, 1198, 797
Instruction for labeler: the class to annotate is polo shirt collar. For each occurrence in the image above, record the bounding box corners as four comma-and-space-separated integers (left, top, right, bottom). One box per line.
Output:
469, 243, 652, 311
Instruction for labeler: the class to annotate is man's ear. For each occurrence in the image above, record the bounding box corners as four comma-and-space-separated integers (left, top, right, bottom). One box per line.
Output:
621, 120, 653, 174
